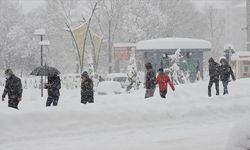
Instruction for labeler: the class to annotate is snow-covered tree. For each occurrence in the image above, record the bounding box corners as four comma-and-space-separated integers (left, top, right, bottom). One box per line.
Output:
126, 48, 140, 92
205, 6, 226, 60
31, 0, 80, 73
168, 49, 190, 85
0, 1, 38, 75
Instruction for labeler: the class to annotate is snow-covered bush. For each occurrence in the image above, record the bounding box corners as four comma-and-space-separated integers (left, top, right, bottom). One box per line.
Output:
126, 48, 142, 92
168, 49, 190, 84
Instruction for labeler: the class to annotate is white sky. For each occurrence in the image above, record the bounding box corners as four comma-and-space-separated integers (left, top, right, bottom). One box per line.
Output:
20, 0, 245, 13
190, 0, 245, 10
191, 0, 226, 9
21, 0, 45, 13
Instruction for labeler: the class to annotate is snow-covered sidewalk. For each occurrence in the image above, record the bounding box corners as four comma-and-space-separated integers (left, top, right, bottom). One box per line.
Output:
0, 79, 249, 150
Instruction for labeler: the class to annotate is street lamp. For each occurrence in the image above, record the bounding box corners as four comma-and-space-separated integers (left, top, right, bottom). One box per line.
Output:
34, 28, 49, 97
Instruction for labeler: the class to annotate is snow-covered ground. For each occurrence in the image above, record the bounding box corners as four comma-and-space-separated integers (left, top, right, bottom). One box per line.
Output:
0, 79, 250, 150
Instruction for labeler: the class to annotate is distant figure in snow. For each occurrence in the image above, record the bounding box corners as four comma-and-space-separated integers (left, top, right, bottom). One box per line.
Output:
156, 68, 175, 98
208, 57, 220, 97
219, 58, 236, 95
144, 62, 156, 98
2, 69, 23, 109
44, 75, 61, 106
81, 71, 94, 104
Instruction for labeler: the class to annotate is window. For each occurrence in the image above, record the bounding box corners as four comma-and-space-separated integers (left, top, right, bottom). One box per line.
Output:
244, 66, 249, 72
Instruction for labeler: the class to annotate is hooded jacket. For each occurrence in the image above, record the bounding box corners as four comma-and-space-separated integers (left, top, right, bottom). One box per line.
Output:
220, 59, 235, 81
208, 58, 220, 81
2, 74, 23, 99
156, 72, 175, 91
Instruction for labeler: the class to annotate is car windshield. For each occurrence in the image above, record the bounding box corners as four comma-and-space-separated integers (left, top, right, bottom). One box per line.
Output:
113, 77, 127, 82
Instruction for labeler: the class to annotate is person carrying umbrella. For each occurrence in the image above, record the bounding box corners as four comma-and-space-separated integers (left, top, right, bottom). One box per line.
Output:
2, 69, 23, 109
30, 65, 61, 106
44, 74, 61, 106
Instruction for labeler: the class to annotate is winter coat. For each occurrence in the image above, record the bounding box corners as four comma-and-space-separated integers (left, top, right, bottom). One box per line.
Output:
45, 76, 61, 97
81, 78, 94, 103
145, 68, 156, 89
208, 58, 220, 81
220, 64, 235, 81
156, 73, 175, 91
2, 75, 23, 100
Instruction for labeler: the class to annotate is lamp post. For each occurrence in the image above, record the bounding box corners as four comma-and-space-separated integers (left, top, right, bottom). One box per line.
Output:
34, 29, 50, 97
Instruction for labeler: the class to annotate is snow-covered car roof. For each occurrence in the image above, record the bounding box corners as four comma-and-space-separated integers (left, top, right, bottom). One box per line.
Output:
106, 73, 127, 78
136, 37, 211, 51
96, 81, 123, 95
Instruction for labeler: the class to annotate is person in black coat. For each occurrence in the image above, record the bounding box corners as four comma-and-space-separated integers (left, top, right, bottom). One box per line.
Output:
220, 58, 236, 95
208, 57, 220, 97
81, 71, 94, 104
44, 75, 61, 106
2, 69, 23, 109
144, 62, 156, 99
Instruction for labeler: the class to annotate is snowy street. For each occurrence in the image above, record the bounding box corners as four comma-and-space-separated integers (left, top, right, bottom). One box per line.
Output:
0, 79, 249, 150
0, 0, 248, 149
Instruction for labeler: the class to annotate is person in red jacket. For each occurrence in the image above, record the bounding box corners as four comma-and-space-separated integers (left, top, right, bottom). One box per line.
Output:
156, 68, 175, 98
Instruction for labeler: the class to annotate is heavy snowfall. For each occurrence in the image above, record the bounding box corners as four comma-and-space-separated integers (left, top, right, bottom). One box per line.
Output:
0, 0, 249, 150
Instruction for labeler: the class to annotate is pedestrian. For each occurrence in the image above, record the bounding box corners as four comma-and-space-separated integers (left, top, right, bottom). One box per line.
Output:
220, 58, 236, 95
144, 62, 156, 98
156, 68, 175, 98
2, 69, 23, 109
208, 57, 220, 97
44, 74, 61, 106
81, 71, 94, 104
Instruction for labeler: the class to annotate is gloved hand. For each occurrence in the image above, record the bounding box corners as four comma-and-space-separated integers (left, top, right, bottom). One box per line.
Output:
2, 97, 4, 101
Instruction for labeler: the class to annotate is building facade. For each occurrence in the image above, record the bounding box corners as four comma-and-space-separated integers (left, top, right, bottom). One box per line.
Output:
135, 38, 211, 80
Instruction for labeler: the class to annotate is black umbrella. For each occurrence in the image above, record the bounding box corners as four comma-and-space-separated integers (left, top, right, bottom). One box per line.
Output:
30, 66, 60, 76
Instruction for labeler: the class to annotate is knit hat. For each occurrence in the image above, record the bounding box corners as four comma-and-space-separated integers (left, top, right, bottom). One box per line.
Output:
4, 69, 13, 76
220, 57, 227, 64
145, 62, 152, 69
81, 71, 89, 78
158, 68, 164, 72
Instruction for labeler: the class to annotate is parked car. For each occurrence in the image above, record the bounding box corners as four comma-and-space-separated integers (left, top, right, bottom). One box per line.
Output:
106, 73, 129, 88
96, 81, 123, 95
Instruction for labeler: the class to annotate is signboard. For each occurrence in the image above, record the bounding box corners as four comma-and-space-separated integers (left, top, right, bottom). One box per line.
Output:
114, 47, 130, 60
